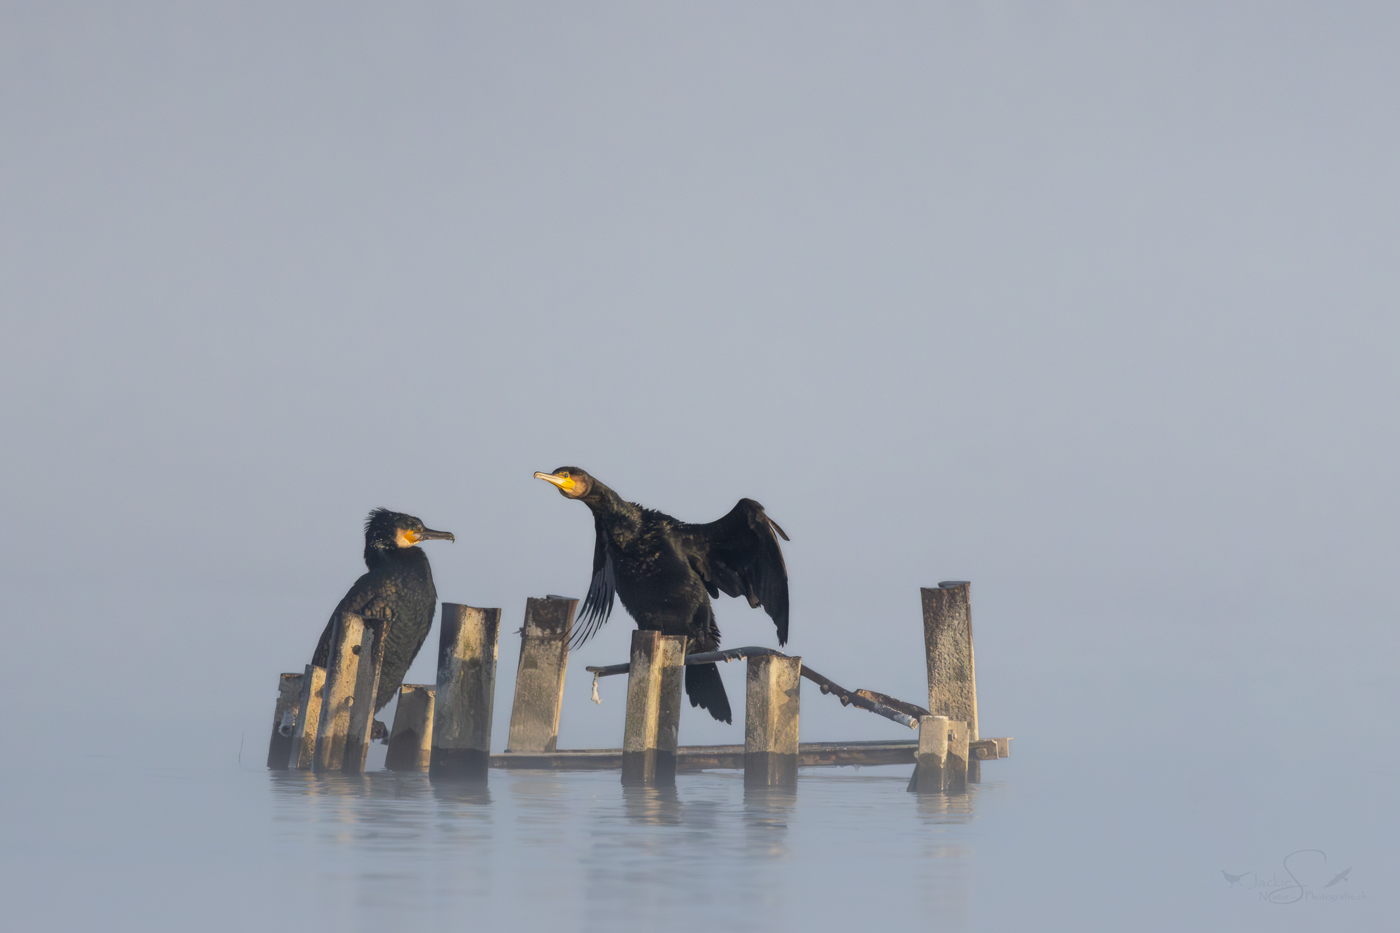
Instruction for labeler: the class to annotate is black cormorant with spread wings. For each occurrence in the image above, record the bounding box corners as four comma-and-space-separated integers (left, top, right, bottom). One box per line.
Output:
534, 467, 789, 723
311, 509, 454, 735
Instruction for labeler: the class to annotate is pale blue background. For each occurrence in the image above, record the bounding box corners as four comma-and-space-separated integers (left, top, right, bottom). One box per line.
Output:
1, 4, 1395, 930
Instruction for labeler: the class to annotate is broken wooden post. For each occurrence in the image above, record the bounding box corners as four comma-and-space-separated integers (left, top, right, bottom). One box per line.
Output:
744, 654, 801, 788
289, 664, 326, 769
946, 719, 970, 793
921, 581, 980, 783
342, 618, 387, 774
431, 603, 500, 780
386, 684, 435, 771
909, 714, 950, 793
313, 612, 365, 773
621, 631, 686, 785
266, 672, 303, 770
505, 596, 576, 753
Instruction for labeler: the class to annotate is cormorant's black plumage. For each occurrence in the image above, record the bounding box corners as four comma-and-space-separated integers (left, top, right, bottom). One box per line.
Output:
535, 468, 789, 724
311, 509, 454, 725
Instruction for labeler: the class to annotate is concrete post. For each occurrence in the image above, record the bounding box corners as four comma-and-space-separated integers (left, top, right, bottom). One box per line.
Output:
744, 654, 801, 788
289, 664, 326, 770
386, 684, 435, 771
342, 619, 387, 774
946, 719, 970, 793
430, 604, 500, 780
313, 612, 365, 773
921, 582, 980, 783
266, 672, 303, 771
621, 631, 686, 785
505, 596, 576, 753
910, 714, 950, 793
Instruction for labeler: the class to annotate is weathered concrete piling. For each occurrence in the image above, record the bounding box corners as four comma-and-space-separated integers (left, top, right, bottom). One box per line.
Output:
621, 631, 686, 785
386, 684, 435, 771
430, 603, 500, 780
910, 714, 949, 793
744, 653, 801, 788
313, 613, 378, 773
921, 581, 980, 784
288, 664, 326, 769
945, 718, 970, 792
268, 580, 1011, 782
343, 618, 387, 773
266, 672, 303, 771
505, 596, 576, 754
908, 714, 971, 793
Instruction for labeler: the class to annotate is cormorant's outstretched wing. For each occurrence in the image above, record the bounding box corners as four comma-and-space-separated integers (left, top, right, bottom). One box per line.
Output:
679, 498, 790, 644
572, 512, 616, 647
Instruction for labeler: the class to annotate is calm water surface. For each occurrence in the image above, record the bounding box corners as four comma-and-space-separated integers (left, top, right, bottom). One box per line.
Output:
3, 747, 1391, 932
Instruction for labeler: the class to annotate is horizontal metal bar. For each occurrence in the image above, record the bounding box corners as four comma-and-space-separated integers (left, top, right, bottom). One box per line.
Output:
585, 662, 630, 677
586, 646, 920, 729
491, 740, 921, 771
489, 737, 1010, 771
584, 646, 783, 678
970, 737, 1013, 760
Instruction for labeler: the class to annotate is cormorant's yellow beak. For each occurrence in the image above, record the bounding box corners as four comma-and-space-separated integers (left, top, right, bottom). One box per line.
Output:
396, 527, 455, 547
535, 471, 577, 493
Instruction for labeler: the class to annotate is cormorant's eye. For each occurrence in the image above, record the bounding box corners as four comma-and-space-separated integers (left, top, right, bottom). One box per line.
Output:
560, 472, 570, 478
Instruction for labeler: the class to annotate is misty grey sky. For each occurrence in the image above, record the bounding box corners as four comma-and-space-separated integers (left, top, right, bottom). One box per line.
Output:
1, 4, 1397, 761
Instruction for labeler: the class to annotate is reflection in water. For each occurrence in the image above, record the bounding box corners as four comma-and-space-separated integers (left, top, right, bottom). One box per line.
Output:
259, 765, 981, 931
268, 770, 496, 913
912, 781, 986, 931
430, 776, 493, 808
913, 784, 977, 824
621, 783, 683, 826
743, 785, 795, 860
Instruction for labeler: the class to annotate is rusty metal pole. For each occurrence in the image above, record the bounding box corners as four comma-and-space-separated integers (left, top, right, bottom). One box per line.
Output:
505, 597, 576, 753
386, 684, 435, 771
921, 582, 980, 783
909, 714, 950, 793
266, 672, 303, 770
430, 603, 500, 780
313, 613, 365, 773
621, 631, 686, 785
744, 654, 801, 788
288, 664, 326, 770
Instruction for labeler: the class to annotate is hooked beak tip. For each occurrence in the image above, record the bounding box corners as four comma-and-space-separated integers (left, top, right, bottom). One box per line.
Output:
535, 471, 570, 490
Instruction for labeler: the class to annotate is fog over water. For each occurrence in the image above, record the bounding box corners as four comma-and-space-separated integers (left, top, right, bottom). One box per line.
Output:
1, 4, 1396, 931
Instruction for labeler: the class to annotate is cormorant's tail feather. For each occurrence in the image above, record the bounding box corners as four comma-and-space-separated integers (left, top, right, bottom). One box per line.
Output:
685, 662, 732, 724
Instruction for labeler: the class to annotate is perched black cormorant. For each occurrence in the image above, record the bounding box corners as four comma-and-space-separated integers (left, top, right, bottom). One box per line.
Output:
311, 509, 454, 735
534, 467, 789, 724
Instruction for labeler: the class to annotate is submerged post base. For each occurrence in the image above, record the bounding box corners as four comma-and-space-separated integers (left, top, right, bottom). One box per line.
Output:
621, 749, 676, 786
385, 684, 434, 772
744, 752, 797, 788
430, 748, 490, 781
909, 714, 949, 794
